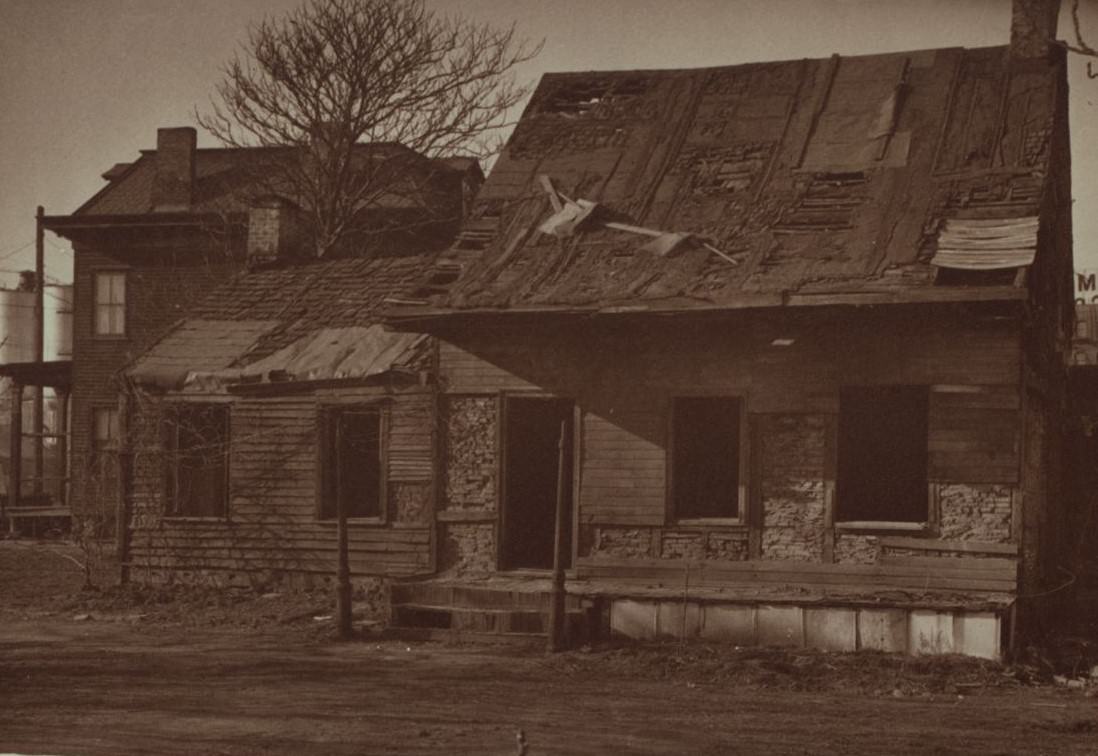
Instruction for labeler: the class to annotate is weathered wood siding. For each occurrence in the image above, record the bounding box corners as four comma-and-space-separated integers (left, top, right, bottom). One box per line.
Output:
436, 306, 1025, 597
128, 387, 435, 579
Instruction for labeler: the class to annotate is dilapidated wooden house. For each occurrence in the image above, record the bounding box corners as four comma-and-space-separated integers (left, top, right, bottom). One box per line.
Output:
114, 147, 481, 588
381, 9, 1074, 656
117, 2, 1075, 659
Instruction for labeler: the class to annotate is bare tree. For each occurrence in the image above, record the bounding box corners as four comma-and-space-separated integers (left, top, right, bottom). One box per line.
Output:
198, 0, 540, 258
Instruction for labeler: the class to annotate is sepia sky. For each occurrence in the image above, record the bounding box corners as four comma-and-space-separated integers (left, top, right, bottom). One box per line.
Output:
1, 0, 1096, 288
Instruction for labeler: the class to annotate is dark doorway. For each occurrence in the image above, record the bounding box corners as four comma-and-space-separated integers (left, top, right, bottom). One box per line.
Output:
502, 397, 574, 570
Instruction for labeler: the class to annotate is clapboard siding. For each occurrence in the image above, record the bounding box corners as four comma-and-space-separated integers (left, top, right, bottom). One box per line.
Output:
928, 387, 1020, 483
580, 404, 667, 526
128, 387, 435, 579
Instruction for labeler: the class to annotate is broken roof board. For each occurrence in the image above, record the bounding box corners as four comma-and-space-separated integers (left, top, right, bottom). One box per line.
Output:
393, 45, 1061, 317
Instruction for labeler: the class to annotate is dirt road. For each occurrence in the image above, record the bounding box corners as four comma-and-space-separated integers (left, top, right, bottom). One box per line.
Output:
2, 616, 1096, 756
2, 542, 1096, 755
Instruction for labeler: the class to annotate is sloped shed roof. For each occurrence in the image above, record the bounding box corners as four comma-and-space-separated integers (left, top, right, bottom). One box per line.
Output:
390, 45, 1063, 318
127, 254, 432, 391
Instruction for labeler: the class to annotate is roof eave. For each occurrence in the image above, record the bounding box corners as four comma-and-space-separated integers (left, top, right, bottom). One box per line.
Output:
43, 211, 247, 236
385, 286, 1028, 327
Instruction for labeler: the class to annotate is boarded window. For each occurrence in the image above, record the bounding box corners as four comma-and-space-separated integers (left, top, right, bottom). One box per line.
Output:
837, 386, 928, 523
672, 397, 742, 520
319, 408, 383, 520
165, 404, 229, 518
93, 271, 126, 336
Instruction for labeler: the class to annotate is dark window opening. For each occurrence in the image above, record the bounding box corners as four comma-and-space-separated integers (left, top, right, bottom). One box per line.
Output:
502, 397, 574, 570
320, 408, 383, 520
673, 397, 742, 520
165, 404, 229, 518
935, 267, 1019, 287
837, 386, 928, 523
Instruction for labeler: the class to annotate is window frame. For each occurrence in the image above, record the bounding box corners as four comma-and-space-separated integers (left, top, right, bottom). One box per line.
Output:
91, 269, 128, 338
834, 384, 931, 532
316, 403, 388, 525
162, 401, 231, 520
88, 404, 120, 502
668, 394, 748, 526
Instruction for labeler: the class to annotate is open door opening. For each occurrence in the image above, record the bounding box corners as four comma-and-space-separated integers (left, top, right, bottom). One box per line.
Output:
502, 397, 574, 571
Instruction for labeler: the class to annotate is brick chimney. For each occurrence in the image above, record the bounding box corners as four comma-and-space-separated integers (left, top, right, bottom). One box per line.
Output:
152, 127, 196, 212
1010, 0, 1061, 60
246, 199, 301, 268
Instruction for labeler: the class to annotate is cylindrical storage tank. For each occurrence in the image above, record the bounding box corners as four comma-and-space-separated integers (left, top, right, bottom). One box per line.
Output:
0, 288, 37, 364
44, 284, 73, 361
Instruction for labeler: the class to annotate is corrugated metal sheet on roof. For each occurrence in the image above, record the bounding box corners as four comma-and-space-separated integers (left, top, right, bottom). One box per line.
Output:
932, 217, 1039, 270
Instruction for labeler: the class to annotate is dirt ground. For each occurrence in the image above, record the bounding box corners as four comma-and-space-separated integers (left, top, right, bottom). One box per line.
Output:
2, 541, 1098, 756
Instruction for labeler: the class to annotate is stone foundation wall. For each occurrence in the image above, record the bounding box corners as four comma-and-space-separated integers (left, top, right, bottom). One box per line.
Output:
834, 534, 880, 564
441, 397, 497, 512
132, 568, 390, 618
439, 523, 496, 575
760, 415, 827, 561
938, 484, 1012, 542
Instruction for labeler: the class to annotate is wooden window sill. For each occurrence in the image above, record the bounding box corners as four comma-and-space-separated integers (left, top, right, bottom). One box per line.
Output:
316, 517, 386, 526
162, 516, 229, 523
835, 520, 929, 534
673, 518, 747, 529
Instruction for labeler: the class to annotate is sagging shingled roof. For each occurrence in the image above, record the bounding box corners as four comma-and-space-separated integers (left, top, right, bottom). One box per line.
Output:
388, 45, 1062, 319
126, 254, 432, 392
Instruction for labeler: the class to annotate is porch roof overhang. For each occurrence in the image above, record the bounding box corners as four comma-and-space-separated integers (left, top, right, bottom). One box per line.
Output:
0, 360, 72, 389
384, 286, 1029, 328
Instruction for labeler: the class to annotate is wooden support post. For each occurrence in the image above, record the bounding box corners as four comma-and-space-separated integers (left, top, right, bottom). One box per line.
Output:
6, 382, 23, 533
116, 391, 133, 586
57, 389, 69, 509
335, 417, 353, 639
32, 206, 44, 496
547, 419, 568, 653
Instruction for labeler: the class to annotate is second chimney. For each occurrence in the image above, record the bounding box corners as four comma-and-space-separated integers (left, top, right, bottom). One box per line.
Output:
152, 127, 196, 212
1010, 0, 1061, 60
247, 199, 301, 268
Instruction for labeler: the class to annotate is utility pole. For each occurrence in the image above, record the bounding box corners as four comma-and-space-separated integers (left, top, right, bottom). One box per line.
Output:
33, 206, 44, 496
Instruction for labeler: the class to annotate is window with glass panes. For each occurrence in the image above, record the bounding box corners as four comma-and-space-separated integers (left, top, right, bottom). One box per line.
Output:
93, 271, 126, 336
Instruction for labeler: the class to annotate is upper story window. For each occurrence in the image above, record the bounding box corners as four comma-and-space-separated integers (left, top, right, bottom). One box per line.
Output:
671, 396, 743, 521
93, 271, 126, 336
